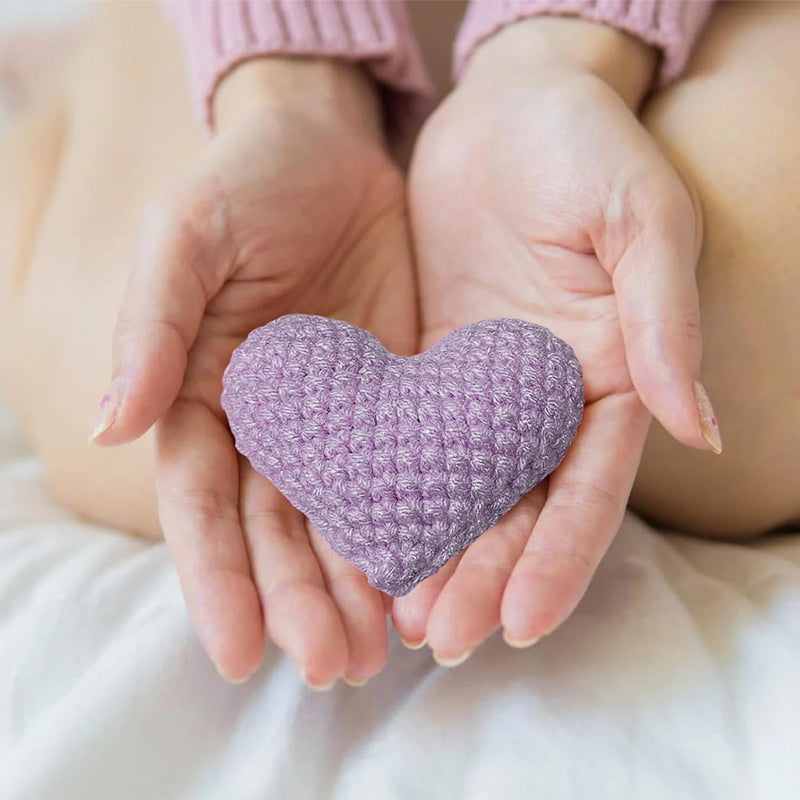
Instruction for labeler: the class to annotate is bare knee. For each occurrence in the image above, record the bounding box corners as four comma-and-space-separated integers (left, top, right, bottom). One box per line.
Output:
630, 1, 800, 539
40, 434, 161, 541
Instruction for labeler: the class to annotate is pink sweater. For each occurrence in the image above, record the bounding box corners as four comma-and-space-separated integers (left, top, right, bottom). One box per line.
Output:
165, 0, 716, 136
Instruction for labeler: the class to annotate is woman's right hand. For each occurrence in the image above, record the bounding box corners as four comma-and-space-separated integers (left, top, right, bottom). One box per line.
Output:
92, 58, 418, 688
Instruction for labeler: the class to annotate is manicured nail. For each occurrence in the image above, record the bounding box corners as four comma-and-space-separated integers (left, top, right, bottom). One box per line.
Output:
304, 675, 337, 692
214, 660, 258, 685
224, 672, 253, 686
400, 636, 427, 650
90, 376, 126, 441
343, 675, 370, 687
503, 629, 541, 649
432, 649, 473, 668
693, 381, 723, 455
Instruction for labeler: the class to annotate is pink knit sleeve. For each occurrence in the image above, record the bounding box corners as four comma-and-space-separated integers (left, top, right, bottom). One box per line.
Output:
162, 0, 434, 139
455, 0, 716, 86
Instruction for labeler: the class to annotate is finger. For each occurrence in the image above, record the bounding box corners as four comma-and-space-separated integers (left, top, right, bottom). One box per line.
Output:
239, 462, 349, 689
391, 553, 463, 648
307, 524, 388, 686
425, 486, 546, 665
501, 392, 651, 644
93, 188, 233, 445
606, 182, 721, 453
157, 398, 264, 682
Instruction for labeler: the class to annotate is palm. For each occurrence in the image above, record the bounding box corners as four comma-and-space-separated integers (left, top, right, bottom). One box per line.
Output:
153, 110, 416, 684
393, 84, 656, 659
186, 109, 415, 389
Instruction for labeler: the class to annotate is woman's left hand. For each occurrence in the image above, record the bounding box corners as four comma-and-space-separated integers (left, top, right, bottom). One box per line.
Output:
394, 18, 718, 661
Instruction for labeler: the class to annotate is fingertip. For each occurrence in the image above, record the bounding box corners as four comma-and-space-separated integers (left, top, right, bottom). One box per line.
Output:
190, 577, 265, 686
390, 586, 434, 646
267, 584, 350, 687
502, 630, 541, 649
500, 550, 594, 645
100, 323, 190, 444
88, 375, 127, 445
217, 657, 262, 685
425, 572, 504, 659
639, 376, 724, 455
207, 614, 265, 685
500, 591, 558, 645
390, 557, 461, 643
627, 364, 712, 454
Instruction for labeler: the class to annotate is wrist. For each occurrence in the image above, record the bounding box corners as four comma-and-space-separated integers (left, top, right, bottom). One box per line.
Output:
213, 57, 384, 143
461, 16, 658, 110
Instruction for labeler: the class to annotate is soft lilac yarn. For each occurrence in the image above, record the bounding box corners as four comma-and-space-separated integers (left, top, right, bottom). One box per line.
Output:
221, 315, 584, 597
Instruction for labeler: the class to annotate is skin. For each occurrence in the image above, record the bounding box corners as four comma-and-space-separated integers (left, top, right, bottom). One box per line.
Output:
1, 0, 799, 688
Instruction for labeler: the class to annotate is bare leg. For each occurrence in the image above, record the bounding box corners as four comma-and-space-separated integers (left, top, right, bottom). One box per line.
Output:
631, 1, 800, 537
0, 23, 81, 111
0, 2, 204, 538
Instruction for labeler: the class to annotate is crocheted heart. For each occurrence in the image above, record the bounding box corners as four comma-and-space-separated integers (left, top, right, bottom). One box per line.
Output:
221, 315, 584, 597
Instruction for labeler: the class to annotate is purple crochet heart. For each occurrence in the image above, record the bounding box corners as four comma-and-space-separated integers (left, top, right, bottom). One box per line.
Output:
221, 315, 584, 597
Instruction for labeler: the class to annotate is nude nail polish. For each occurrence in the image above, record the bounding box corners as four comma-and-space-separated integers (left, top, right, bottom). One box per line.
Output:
343, 675, 370, 687
303, 675, 337, 692
432, 649, 473, 668
90, 376, 126, 442
693, 381, 723, 455
503, 632, 541, 649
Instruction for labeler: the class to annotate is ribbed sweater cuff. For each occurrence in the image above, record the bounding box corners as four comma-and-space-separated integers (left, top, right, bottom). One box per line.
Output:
163, 0, 434, 141
455, 0, 716, 87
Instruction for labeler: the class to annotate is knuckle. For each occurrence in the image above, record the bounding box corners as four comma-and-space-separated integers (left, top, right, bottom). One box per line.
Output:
560, 479, 623, 515
140, 177, 231, 266
141, 194, 200, 256
241, 507, 305, 543
111, 309, 135, 347
520, 541, 594, 579
641, 180, 696, 236
163, 486, 239, 528
680, 303, 703, 342
534, 483, 623, 572
457, 558, 513, 585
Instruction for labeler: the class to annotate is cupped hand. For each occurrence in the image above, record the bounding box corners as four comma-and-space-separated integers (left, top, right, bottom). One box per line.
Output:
395, 20, 719, 663
92, 59, 417, 687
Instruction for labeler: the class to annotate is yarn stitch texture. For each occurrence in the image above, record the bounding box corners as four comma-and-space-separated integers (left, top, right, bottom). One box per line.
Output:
221, 315, 584, 596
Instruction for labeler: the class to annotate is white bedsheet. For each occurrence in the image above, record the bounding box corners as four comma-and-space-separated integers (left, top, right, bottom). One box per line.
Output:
2, 388, 800, 800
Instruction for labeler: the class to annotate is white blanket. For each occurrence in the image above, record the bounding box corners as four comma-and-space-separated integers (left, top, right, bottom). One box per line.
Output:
2, 389, 800, 800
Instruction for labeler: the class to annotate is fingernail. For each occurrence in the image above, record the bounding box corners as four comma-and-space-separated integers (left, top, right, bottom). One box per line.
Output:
214, 660, 258, 685
432, 649, 473, 668
90, 376, 127, 442
343, 675, 370, 687
224, 672, 253, 685
693, 380, 723, 455
400, 636, 427, 650
503, 629, 541, 649
303, 675, 337, 692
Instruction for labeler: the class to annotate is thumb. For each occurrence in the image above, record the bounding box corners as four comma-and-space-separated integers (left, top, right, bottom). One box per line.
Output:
606, 184, 722, 455
91, 190, 233, 445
